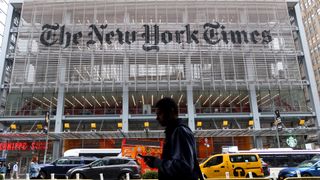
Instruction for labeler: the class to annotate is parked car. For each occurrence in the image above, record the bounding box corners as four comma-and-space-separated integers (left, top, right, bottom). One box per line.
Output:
66, 157, 141, 180
278, 159, 320, 180
39, 156, 98, 179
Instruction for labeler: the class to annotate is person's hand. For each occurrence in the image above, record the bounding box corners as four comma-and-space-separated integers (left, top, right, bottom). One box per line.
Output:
142, 156, 161, 168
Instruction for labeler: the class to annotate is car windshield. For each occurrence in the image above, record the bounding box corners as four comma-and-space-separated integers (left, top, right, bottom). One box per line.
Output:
297, 160, 317, 168
311, 155, 320, 161
91, 159, 103, 166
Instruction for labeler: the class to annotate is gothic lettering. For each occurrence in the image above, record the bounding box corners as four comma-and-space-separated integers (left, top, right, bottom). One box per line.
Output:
40, 23, 273, 51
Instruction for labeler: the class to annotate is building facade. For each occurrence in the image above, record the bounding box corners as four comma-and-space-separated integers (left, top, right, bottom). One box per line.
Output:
0, 0, 320, 171
300, 0, 320, 93
0, 0, 9, 55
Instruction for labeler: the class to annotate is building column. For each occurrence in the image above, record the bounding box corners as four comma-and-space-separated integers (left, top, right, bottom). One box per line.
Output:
122, 55, 129, 132
0, 4, 13, 114
52, 57, 66, 159
185, 54, 195, 131
295, 3, 320, 144
249, 84, 263, 148
52, 86, 64, 160
187, 85, 195, 131
122, 85, 129, 132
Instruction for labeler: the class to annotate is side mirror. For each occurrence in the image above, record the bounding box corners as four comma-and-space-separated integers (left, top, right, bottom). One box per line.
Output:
52, 162, 56, 166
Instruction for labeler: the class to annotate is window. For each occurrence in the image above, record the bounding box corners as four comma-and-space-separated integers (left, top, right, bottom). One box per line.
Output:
205, 156, 223, 167
56, 159, 70, 165
243, 155, 258, 162
108, 159, 123, 165
230, 155, 244, 163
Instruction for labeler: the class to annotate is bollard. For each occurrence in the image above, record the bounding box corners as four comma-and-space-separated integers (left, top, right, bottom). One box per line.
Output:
248, 172, 253, 178
271, 172, 276, 180
225, 172, 230, 179
51, 173, 55, 180
100, 173, 104, 180
126, 173, 130, 180
26, 173, 30, 180
76, 173, 80, 180
296, 170, 301, 177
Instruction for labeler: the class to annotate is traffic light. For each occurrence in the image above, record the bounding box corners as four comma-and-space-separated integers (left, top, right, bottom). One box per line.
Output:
274, 109, 282, 130
275, 110, 280, 118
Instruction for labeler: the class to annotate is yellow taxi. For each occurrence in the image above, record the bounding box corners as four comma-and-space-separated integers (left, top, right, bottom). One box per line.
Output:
200, 153, 264, 178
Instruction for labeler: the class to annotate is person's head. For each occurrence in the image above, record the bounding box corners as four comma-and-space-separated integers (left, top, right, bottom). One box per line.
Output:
155, 97, 178, 127
31, 156, 38, 163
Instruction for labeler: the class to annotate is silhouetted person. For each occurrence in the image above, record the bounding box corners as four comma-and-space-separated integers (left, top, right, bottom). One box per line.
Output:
141, 97, 203, 180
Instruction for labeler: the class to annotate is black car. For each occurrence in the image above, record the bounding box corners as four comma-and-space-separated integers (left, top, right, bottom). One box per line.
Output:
39, 156, 98, 179
66, 157, 141, 180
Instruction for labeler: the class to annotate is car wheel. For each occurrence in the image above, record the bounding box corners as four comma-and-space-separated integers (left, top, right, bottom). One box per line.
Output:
302, 173, 311, 177
39, 171, 47, 179
118, 173, 128, 180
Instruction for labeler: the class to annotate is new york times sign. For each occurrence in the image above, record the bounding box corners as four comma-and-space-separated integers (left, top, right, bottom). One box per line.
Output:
40, 22, 272, 51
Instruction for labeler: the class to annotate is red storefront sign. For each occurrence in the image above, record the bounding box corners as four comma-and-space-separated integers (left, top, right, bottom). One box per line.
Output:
0, 141, 46, 151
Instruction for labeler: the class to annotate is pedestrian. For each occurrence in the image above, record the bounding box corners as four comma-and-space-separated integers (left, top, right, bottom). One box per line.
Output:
0, 163, 6, 178
141, 97, 203, 180
11, 162, 19, 179
28, 156, 40, 179
6, 162, 11, 178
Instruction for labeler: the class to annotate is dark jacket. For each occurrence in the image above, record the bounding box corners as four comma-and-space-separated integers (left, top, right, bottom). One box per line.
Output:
158, 119, 199, 180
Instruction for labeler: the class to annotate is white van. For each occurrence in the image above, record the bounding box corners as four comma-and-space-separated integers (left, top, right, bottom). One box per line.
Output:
63, 148, 122, 158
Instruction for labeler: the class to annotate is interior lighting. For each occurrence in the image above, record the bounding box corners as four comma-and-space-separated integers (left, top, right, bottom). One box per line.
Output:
132, 95, 136, 107
260, 94, 279, 105
229, 94, 241, 105
161, 94, 164, 99
142, 95, 145, 105
211, 94, 222, 105
92, 96, 102, 107
178, 94, 183, 105
43, 97, 57, 106
102, 96, 111, 107
257, 94, 270, 103
112, 95, 119, 106
72, 96, 84, 107
220, 94, 231, 105
237, 95, 249, 105
33, 97, 49, 107
195, 94, 203, 104
202, 94, 212, 105
82, 96, 93, 107
65, 98, 76, 107
151, 95, 154, 106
